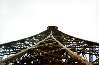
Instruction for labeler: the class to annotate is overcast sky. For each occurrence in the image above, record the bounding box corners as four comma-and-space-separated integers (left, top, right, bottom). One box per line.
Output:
0, 0, 99, 44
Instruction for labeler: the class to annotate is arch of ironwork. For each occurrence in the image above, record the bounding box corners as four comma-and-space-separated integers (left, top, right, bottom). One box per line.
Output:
0, 26, 99, 65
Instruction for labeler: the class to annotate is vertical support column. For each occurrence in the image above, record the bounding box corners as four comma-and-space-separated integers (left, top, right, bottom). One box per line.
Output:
89, 48, 93, 62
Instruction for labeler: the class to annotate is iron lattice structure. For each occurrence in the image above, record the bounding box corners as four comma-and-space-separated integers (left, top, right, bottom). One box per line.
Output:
0, 26, 99, 65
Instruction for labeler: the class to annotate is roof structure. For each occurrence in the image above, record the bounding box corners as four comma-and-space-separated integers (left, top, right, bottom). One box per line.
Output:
0, 26, 99, 65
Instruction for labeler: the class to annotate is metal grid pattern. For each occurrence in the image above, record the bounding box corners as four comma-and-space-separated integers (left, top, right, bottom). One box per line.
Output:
0, 26, 99, 65
4, 34, 83, 65
52, 30, 99, 64
0, 30, 50, 60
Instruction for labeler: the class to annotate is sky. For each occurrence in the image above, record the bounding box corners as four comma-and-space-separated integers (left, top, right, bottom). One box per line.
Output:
0, 0, 99, 44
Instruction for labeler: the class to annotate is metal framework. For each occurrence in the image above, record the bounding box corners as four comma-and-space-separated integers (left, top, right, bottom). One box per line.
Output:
0, 26, 99, 65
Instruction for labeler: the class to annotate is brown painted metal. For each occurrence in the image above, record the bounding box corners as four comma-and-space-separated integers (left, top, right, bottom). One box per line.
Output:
0, 26, 99, 65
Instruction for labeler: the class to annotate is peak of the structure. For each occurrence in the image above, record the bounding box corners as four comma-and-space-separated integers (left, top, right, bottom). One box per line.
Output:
47, 26, 58, 30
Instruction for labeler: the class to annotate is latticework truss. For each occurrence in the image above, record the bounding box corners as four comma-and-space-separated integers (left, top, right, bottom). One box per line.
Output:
0, 26, 99, 65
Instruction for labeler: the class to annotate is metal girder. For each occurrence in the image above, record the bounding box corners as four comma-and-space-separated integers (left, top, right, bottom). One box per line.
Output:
0, 26, 99, 65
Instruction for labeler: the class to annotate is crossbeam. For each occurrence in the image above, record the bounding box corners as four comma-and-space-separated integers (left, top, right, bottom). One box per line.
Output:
51, 34, 92, 65
0, 33, 93, 65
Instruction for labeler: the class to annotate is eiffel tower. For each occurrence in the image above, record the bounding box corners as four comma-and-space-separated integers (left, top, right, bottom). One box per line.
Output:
0, 26, 99, 65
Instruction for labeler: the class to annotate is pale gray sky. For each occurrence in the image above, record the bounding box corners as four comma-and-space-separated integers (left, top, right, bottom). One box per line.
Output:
0, 0, 99, 43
